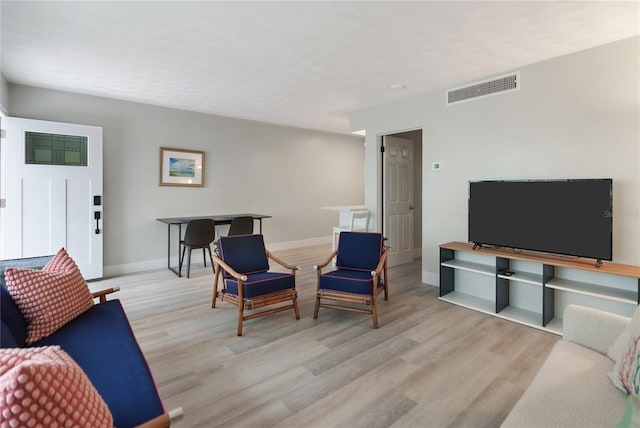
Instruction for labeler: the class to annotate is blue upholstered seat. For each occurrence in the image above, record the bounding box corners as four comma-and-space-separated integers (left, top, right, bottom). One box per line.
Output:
224, 271, 296, 298
1, 285, 27, 348
0, 256, 51, 348
1, 283, 165, 427
319, 269, 383, 295
0, 253, 177, 427
213, 234, 300, 335
34, 299, 165, 428
314, 231, 389, 328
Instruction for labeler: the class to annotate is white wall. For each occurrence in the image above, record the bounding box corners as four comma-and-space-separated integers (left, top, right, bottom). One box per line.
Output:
350, 36, 640, 284
0, 73, 8, 114
7, 85, 365, 274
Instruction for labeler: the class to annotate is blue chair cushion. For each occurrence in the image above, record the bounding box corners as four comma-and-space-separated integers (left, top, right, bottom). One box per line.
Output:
319, 269, 382, 295
34, 299, 164, 427
1, 285, 27, 348
218, 234, 269, 278
225, 272, 295, 298
336, 232, 384, 271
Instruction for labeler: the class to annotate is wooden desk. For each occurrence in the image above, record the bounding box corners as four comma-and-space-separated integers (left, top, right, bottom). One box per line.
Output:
156, 213, 271, 277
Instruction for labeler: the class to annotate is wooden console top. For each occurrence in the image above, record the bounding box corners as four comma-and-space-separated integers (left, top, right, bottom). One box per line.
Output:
440, 241, 640, 278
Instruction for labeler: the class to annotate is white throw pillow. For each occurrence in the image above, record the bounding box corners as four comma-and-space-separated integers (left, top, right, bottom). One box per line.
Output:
609, 305, 640, 393
609, 305, 640, 363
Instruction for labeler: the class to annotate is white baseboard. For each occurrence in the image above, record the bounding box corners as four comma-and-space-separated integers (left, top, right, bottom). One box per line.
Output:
265, 235, 332, 251
422, 270, 439, 287
103, 236, 333, 277
104, 257, 166, 277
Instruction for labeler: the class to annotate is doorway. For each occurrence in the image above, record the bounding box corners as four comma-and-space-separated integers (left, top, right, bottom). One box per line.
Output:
381, 129, 422, 267
3, 117, 104, 279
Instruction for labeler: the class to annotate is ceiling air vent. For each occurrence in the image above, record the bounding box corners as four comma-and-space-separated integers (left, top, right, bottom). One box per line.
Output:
447, 72, 519, 105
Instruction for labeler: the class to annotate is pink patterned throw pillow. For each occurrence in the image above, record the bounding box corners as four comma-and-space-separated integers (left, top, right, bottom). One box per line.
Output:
4, 248, 94, 344
0, 346, 113, 427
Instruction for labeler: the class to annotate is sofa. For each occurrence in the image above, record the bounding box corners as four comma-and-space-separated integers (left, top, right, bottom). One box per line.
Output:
0, 254, 182, 427
501, 304, 633, 427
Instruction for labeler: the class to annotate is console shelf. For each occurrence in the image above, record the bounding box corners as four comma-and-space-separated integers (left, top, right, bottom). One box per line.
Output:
545, 278, 637, 305
439, 291, 495, 314
496, 306, 541, 330
440, 242, 640, 335
497, 271, 543, 286
440, 259, 494, 276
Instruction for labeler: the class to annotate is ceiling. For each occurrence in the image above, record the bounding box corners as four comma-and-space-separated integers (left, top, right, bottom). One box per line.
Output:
2, 1, 638, 135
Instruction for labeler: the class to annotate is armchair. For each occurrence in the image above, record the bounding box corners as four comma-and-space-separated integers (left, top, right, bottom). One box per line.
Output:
313, 231, 389, 328
211, 234, 300, 335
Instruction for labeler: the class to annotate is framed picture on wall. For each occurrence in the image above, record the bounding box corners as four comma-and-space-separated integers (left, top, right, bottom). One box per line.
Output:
159, 147, 205, 187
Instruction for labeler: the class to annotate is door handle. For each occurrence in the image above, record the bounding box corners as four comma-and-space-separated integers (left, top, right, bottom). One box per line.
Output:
94, 211, 101, 234
409, 205, 415, 210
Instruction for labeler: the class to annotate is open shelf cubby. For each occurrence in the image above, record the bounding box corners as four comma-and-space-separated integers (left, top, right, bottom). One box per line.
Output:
439, 242, 640, 335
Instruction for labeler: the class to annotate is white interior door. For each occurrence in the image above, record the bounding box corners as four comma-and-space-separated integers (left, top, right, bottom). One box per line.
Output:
4, 117, 103, 279
383, 135, 414, 267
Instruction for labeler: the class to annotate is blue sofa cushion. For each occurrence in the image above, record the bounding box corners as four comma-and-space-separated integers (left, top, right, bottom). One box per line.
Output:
218, 234, 269, 278
336, 232, 384, 271
33, 299, 164, 427
1, 285, 27, 347
1, 322, 19, 348
1, 256, 53, 348
319, 269, 383, 295
225, 272, 295, 298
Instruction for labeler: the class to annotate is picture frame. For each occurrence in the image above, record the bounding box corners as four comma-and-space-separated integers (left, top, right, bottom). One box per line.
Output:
159, 147, 205, 187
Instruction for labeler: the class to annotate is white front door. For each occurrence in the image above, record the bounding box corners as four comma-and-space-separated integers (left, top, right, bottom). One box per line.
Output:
3, 117, 103, 279
383, 135, 414, 267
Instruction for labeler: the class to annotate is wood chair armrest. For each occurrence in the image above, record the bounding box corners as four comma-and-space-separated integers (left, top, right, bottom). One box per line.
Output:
91, 286, 120, 303
136, 407, 184, 428
371, 249, 389, 277
212, 255, 248, 281
314, 251, 337, 271
266, 251, 298, 271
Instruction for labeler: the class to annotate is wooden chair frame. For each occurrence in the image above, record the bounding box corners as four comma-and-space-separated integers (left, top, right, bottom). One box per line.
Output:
136, 407, 184, 428
313, 244, 389, 328
211, 251, 300, 336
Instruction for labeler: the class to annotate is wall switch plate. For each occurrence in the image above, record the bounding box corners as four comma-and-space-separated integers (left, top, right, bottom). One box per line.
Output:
432, 162, 442, 171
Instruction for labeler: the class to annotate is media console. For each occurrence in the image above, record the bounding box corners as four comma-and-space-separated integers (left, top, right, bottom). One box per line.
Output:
439, 241, 640, 335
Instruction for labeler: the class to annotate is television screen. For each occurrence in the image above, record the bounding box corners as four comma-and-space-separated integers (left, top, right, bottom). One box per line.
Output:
468, 179, 613, 261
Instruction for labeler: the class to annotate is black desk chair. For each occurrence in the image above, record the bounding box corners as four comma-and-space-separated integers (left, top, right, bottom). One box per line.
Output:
228, 216, 254, 236
179, 219, 216, 278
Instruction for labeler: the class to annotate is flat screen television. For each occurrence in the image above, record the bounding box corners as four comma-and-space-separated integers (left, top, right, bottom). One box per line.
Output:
468, 179, 613, 262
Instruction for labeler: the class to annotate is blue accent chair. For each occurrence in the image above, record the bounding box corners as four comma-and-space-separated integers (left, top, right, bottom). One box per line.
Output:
212, 234, 300, 336
313, 231, 389, 328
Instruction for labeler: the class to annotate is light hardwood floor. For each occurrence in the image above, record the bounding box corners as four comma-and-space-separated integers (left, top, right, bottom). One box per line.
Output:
93, 244, 558, 428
